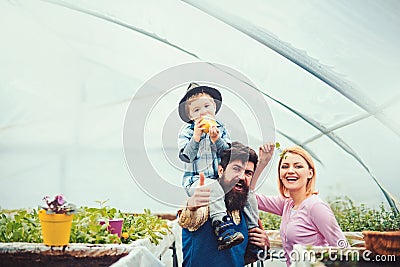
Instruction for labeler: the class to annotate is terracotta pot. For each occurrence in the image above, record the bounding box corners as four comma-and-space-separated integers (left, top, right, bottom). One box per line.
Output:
38, 209, 73, 246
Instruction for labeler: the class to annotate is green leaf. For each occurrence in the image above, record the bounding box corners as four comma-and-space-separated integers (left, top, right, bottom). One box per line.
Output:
275, 142, 281, 149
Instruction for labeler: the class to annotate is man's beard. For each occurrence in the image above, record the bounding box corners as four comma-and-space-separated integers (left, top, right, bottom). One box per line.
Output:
223, 178, 249, 211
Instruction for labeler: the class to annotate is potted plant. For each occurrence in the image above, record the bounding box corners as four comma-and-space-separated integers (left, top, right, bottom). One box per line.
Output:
96, 200, 124, 237
328, 197, 400, 256
38, 194, 76, 247
99, 218, 124, 237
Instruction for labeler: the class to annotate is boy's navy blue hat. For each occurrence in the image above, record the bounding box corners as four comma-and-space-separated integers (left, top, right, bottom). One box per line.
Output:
178, 82, 222, 123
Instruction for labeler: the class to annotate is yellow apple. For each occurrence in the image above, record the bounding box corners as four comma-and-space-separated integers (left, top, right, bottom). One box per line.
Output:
201, 116, 217, 133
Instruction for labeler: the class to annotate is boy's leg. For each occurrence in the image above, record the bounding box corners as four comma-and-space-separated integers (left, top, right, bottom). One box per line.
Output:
243, 190, 260, 229
206, 179, 227, 222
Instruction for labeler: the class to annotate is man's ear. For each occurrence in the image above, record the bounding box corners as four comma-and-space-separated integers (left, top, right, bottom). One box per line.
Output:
218, 165, 224, 178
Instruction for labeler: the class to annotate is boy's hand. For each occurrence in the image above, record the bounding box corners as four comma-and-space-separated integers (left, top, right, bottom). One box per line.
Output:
193, 118, 206, 142
209, 125, 220, 143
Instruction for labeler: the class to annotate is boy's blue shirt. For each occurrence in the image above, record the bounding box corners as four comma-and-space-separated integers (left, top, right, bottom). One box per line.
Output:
178, 120, 231, 190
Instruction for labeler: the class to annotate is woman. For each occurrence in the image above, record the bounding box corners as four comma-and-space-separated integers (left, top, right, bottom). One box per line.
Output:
252, 144, 347, 265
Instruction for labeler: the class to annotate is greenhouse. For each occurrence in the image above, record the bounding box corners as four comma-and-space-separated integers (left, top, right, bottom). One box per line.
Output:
1, 1, 399, 266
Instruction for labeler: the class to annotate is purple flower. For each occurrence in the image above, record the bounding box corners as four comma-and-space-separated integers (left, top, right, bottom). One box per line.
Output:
41, 194, 75, 214
56, 194, 65, 205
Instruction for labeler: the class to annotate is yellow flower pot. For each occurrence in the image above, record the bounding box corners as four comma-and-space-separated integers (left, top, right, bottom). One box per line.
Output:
39, 209, 73, 246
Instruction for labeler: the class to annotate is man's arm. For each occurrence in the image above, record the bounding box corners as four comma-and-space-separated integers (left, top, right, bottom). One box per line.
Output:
245, 224, 270, 265
177, 181, 211, 231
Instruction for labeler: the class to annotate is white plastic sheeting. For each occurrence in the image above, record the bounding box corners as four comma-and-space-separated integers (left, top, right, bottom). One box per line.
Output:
1, 0, 399, 212
111, 220, 181, 267
110, 247, 165, 267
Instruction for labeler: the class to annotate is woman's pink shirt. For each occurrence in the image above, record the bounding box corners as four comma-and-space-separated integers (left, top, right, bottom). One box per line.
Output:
256, 194, 347, 264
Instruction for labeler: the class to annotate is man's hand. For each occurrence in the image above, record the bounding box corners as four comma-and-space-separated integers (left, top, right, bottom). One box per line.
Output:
187, 173, 210, 211
248, 227, 270, 250
178, 173, 210, 231
209, 125, 220, 143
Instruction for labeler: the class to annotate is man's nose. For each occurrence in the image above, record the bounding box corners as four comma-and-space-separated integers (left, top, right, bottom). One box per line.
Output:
238, 171, 245, 179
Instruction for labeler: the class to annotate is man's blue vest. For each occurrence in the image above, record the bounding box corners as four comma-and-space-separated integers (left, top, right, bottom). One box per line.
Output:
182, 212, 248, 267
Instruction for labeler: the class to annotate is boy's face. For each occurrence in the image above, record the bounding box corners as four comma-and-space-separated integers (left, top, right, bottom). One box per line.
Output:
187, 95, 216, 121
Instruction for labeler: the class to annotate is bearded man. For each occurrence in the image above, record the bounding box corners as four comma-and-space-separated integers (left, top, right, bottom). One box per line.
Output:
178, 141, 270, 267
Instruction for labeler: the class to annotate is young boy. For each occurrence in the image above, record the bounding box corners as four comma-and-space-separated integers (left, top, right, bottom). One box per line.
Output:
178, 82, 264, 255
